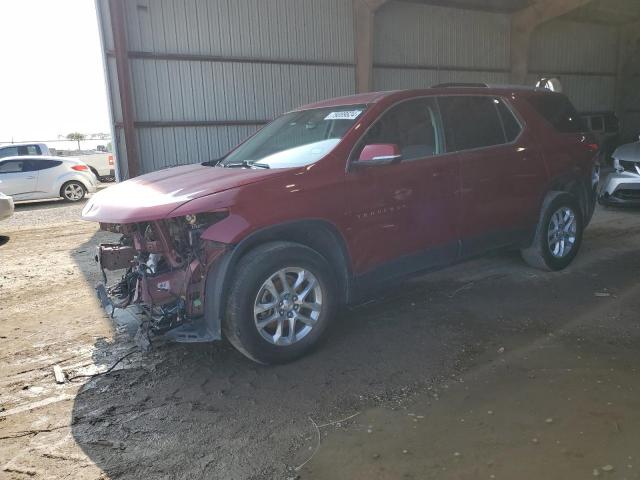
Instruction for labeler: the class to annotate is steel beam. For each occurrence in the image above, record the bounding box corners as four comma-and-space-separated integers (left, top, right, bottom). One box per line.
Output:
109, 0, 139, 178
353, 0, 390, 93
510, 0, 594, 84
615, 21, 640, 141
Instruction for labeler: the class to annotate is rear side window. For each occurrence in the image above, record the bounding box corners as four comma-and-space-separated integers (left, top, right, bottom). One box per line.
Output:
438, 96, 505, 152
527, 94, 585, 133
23, 145, 42, 155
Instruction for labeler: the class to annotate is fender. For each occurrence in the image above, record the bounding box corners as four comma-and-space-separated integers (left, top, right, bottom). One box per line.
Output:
200, 213, 252, 244
202, 219, 354, 337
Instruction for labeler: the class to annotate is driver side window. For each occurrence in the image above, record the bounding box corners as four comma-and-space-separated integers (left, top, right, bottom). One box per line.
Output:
353, 98, 443, 162
0, 160, 28, 174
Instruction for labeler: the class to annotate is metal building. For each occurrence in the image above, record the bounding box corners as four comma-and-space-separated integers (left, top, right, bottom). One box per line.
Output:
96, 0, 640, 179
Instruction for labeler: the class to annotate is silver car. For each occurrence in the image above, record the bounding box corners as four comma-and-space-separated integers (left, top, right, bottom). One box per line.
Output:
0, 156, 97, 203
599, 137, 640, 206
0, 192, 14, 221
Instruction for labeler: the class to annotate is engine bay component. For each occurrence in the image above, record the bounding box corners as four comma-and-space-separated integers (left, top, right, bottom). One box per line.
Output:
96, 243, 136, 271
95, 215, 228, 347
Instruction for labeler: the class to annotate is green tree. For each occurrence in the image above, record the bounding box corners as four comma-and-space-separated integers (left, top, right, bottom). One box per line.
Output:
66, 132, 86, 151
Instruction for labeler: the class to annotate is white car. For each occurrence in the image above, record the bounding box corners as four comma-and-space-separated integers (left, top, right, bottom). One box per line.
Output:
599, 136, 640, 206
0, 192, 14, 220
0, 156, 97, 202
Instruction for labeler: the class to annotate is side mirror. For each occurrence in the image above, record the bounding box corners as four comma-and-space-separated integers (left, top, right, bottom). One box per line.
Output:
356, 144, 402, 165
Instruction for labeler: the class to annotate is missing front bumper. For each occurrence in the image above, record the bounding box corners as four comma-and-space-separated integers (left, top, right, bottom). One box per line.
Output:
95, 280, 222, 351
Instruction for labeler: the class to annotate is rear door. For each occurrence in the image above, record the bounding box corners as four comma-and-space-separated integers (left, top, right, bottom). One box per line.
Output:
0, 159, 39, 199
438, 95, 547, 257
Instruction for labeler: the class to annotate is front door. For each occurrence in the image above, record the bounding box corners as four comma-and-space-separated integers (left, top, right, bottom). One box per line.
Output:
0, 159, 38, 200
345, 97, 461, 281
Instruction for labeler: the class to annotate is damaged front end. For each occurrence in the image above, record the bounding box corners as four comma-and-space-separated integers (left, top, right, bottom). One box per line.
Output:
95, 212, 229, 349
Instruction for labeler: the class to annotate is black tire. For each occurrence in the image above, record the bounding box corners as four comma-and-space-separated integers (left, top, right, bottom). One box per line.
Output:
222, 242, 336, 365
521, 192, 584, 271
223, 241, 336, 364
60, 181, 86, 202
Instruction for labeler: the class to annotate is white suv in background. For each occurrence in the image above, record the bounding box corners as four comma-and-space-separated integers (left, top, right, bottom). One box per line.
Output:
0, 156, 97, 202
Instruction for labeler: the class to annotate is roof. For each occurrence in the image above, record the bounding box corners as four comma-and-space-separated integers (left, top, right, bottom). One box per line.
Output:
0, 142, 47, 148
294, 84, 552, 111
295, 91, 398, 110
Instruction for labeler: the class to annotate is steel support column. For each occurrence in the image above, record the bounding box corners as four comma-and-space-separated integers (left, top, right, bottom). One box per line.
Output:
616, 21, 640, 141
109, 0, 139, 178
510, 0, 593, 84
353, 0, 389, 93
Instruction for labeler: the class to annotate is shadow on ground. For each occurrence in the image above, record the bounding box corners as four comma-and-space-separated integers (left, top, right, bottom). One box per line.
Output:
63, 206, 640, 479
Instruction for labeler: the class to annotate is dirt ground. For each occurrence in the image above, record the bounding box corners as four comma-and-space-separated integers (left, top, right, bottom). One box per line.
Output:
0, 199, 639, 479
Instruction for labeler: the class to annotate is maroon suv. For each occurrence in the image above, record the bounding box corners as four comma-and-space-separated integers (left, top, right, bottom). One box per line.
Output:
83, 85, 598, 364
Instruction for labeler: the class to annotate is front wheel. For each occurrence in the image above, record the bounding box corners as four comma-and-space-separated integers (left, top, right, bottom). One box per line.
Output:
521, 192, 584, 271
223, 242, 336, 364
60, 181, 86, 202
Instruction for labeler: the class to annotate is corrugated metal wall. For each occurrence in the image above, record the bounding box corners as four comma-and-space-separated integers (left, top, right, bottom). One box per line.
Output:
97, 0, 355, 176
527, 19, 618, 112
373, 2, 511, 90
373, 2, 619, 114
97, 0, 625, 178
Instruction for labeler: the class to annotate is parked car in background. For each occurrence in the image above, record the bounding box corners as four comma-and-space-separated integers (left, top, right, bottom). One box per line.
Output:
83, 85, 598, 364
580, 112, 620, 166
0, 192, 14, 221
599, 136, 640, 206
74, 153, 116, 182
0, 143, 51, 158
0, 156, 97, 202
1, 142, 116, 182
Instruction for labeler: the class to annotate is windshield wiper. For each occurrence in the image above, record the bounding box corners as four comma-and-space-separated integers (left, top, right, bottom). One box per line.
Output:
224, 160, 270, 169
201, 158, 222, 167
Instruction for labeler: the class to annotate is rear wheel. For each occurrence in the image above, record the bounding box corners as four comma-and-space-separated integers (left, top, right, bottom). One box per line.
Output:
223, 242, 336, 364
521, 192, 583, 271
60, 181, 86, 202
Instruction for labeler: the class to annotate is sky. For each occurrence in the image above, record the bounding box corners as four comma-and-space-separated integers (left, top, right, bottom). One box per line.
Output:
0, 0, 110, 143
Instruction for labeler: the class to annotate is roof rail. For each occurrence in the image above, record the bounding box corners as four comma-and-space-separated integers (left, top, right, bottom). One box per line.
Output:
432, 82, 489, 88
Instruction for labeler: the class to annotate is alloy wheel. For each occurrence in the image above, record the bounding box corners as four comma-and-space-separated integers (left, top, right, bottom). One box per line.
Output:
547, 206, 577, 258
63, 183, 84, 201
253, 267, 323, 346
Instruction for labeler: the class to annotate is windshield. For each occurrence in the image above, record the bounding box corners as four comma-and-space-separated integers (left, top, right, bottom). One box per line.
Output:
219, 105, 367, 169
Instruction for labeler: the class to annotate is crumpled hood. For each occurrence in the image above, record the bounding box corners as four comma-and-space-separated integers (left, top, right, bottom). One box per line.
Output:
82, 163, 283, 224
613, 141, 640, 162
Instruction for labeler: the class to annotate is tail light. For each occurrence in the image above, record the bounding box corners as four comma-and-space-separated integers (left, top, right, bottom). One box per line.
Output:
108, 155, 114, 165
586, 143, 599, 152
72, 164, 89, 171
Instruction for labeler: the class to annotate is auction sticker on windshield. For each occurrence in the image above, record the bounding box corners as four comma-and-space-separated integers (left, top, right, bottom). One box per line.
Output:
324, 110, 363, 121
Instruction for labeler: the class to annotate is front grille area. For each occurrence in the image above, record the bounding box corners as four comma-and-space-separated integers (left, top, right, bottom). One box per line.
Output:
613, 189, 640, 201
619, 160, 640, 174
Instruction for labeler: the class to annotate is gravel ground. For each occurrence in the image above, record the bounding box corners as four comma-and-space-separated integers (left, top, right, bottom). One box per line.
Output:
0, 200, 639, 479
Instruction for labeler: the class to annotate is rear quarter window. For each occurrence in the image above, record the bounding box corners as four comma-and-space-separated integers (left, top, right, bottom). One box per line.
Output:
527, 94, 585, 133
29, 160, 62, 171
